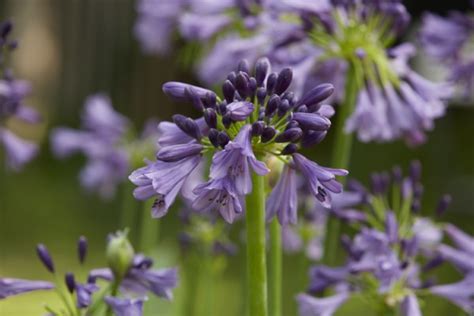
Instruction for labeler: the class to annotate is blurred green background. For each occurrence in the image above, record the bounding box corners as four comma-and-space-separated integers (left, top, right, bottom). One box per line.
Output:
0, 0, 473, 315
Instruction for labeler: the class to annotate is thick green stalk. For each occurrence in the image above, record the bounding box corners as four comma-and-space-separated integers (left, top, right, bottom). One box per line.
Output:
119, 182, 138, 242
246, 172, 268, 316
269, 218, 282, 316
195, 254, 214, 316
323, 64, 360, 265
138, 199, 160, 252
181, 255, 199, 316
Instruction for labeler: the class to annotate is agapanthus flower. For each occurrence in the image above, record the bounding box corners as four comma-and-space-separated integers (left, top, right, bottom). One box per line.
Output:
51, 94, 157, 198
419, 11, 474, 101
0, 21, 40, 170
90, 254, 178, 300
1, 231, 177, 315
436, 224, 474, 274
297, 162, 454, 315
429, 273, 474, 314
105, 296, 145, 316
130, 58, 347, 224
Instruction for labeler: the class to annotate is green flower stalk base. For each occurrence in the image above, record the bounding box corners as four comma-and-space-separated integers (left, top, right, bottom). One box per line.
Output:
323, 64, 360, 265
246, 172, 268, 316
138, 199, 161, 252
269, 218, 282, 316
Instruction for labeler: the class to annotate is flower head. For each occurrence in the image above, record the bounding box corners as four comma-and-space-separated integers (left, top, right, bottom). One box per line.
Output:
51, 94, 156, 199
0, 21, 40, 170
419, 11, 474, 101
131, 58, 346, 223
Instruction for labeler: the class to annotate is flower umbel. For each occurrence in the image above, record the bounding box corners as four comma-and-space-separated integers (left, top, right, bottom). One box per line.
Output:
130, 58, 347, 223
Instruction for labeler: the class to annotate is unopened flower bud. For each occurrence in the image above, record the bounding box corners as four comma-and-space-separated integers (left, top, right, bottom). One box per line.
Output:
274, 68, 293, 95
36, 244, 55, 273
78, 236, 87, 264
106, 231, 134, 280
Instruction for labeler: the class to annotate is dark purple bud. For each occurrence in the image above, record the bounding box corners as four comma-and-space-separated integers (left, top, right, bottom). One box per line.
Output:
392, 165, 403, 184
204, 108, 217, 128
261, 126, 276, 143
385, 211, 398, 243
163, 82, 214, 102
275, 128, 303, 143
281, 91, 295, 104
436, 194, 452, 216
256, 87, 267, 105
227, 71, 237, 85
370, 173, 383, 195
172, 114, 202, 140
238, 59, 250, 74
422, 255, 444, 272
258, 107, 265, 120
78, 236, 87, 264
204, 92, 217, 108
281, 143, 298, 155
222, 113, 232, 128
235, 72, 249, 98
301, 130, 327, 147
36, 244, 55, 273
217, 132, 230, 147
411, 199, 421, 213
251, 121, 265, 136
0, 21, 12, 39
208, 129, 219, 147
249, 77, 257, 96
87, 275, 97, 284
296, 105, 308, 112
409, 160, 422, 183
286, 120, 299, 129
266, 73, 277, 95
255, 57, 270, 86
400, 261, 409, 270
65, 272, 76, 293
277, 99, 290, 116
218, 101, 228, 115
157, 143, 203, 162
227, 101, 254, 121
413, 183, 424, 199
274, 68, 293, 95
184, 88, 205, 111
222, 80, 235, 103
296, 83, 334, 108
292, 112, 331, 131
265, 94, 280, 117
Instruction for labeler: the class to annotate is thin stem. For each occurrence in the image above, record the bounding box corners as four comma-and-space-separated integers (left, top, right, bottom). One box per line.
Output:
105, 278, 122, 316
268, 218, 282, 316
195, 253, 214, 316
138, 199, 161, 252
323, 63, 360, 265
119, 182, 138, 243
181, 255, 199, 316
246, 171, 268, 316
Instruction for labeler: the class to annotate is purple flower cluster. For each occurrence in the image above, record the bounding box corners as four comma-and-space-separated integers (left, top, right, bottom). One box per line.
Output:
419, 10, 474, 101
0, 231, 178, 316
296, 162, 474, 315
0, 21, 40, 170
130, 59, 347, 224
51, 94, 157, 198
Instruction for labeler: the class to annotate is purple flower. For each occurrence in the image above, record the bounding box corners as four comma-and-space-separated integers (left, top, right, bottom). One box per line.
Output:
210, 124, 269, 195
437, 244, 474, 273
226, 101, 254, 121
192, 177, 243, 223
430, 273, 474, 313
134, 0, 186, 54
293, 153, 348, 207
179, 12, 231, 40
76, 282, 99, 308
0, 128, 38, 170
266, 164, 297, 225
51, 94, 134, 198
105, 297, 145, 316
419, 12, 474, 100
444, 224, 474, 254
90, 255, 178, 300
0, 77, 39, 170
296, 292, 349, 316
0, 278, 54, 299
129, 154, 201, 218
401, 294, 422, 316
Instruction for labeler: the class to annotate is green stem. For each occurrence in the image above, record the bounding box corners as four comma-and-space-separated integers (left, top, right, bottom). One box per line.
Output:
195, 253, 214, 316
182, 255, 198, 316
323, 63, 360, 265
138, 199, 160, 252
245, 171, 268, 316
119, 182, 138, 242
268, 218, 282, 316
105, 279, 122, 316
